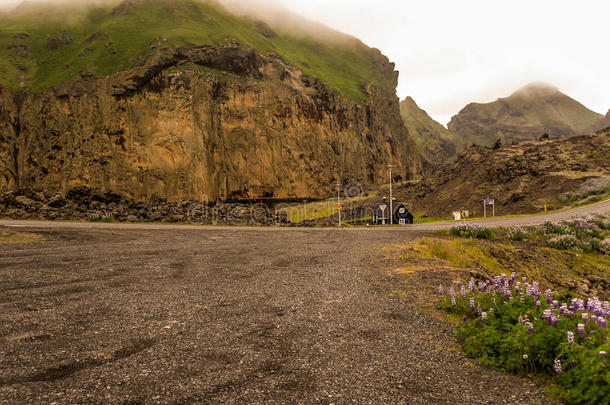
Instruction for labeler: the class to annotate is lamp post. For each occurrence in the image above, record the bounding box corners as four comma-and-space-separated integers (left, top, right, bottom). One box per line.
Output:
387, 164, 393, 225
336, 181, 342, 227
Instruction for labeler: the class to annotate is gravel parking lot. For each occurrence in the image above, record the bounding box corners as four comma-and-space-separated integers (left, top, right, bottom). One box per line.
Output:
0, 225, 554, 404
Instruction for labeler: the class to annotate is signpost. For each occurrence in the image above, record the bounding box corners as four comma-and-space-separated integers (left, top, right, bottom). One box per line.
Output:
483, 199, 495, 218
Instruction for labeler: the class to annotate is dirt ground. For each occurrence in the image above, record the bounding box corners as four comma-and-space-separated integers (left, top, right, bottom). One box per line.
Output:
0, 226, 556, 404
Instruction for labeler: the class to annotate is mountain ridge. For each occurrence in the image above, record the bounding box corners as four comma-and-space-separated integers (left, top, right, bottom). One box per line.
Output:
447, 82, 603, 148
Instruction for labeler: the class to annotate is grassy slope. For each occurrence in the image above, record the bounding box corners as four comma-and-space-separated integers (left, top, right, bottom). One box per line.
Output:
400, 96, 465, 163
0, 0, 392, 101
404, 237, 609, 295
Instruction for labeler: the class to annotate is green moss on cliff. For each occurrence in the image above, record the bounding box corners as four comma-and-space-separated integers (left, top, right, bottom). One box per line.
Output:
0, 0, 393, 102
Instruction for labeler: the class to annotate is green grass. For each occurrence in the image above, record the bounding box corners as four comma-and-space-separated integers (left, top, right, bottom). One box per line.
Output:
0, 0, 392, 101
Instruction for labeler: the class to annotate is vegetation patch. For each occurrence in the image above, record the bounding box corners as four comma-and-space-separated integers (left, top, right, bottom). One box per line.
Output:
449, 214, 610, 255
438, 274, 609, 404
0, 228, 46, 244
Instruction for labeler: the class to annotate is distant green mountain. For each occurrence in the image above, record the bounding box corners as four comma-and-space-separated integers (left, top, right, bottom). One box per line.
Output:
400, 96, 463, 168
447, 82, 603, 147
0, 0, 393, 101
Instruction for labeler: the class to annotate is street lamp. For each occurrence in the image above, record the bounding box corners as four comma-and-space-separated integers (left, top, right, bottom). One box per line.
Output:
387, 164, 393, 225
336, 181, 342, 227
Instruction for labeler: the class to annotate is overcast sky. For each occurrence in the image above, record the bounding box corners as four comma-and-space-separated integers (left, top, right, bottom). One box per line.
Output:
278, 0, 610, 125
1, 0, 608, 125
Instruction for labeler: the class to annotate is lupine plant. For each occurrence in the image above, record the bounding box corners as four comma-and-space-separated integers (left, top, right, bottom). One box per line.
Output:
450, 214, 610, 255
438, 273, 609, 404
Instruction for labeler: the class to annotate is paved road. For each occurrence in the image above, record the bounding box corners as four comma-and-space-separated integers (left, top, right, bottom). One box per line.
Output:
1, 198, 608, 232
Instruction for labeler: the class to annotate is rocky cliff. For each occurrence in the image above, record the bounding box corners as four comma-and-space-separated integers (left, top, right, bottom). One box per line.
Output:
447, 82, 603, 148
0, 0, 420, 201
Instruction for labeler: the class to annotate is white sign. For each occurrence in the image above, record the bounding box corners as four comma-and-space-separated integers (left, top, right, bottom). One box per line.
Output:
484, 199, 495, 206
453, 211, 462, 220
399, 219, 406, 225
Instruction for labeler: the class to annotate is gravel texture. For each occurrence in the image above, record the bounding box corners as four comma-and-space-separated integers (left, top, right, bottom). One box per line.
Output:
0, 226, 556, 404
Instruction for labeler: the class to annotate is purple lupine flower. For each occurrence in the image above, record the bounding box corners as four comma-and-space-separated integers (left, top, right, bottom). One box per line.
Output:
551, 316, 558, 327
554, 359, 563, 374
526, 322, 534, 334
477, 304, 482, 315
559, 304, 567, 315
552, 300, 559, 310
510, 272, 516, 285
450, 287, 456, 306
582, 313, 589, 323
481, 312, 487, 325
439, 284, 444, 295
519, 293, 525, 304
599, 318, 607, 329
456, 280, 462, 289
515, 282, 521, 296
543, 309, 551, 321
577, 323, 585, 337
470, 297, 475, 312
463, 315, 468, 323
545, 289, 553, 304
468, 278, 475, 292
567, 331, 574, 344
531, 281, 540, 299
460, 284, 466, 299
536, 300, 541, 310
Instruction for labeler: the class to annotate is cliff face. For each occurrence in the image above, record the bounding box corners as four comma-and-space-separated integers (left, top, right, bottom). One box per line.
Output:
0, 43, 420, 201
448, 82, 603, 148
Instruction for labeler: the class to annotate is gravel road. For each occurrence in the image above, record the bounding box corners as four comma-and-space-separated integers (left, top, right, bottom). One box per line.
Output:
0, 223, 560, 404
2, 197, 608, 232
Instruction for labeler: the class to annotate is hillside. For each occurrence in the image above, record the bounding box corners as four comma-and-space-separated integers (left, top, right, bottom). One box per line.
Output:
400, 96, 462, 169
0, 0, 394, 101
588, 109, 610, 133
447, 82, 603, 148
395, 129, 610, 217
0, 0, 421, 201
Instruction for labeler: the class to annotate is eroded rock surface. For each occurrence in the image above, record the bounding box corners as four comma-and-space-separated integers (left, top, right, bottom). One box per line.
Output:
0, 42, 420, 201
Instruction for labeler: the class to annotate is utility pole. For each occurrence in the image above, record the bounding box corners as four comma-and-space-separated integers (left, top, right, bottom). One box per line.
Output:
387, 164, 394, 225
336, 182, 342, 227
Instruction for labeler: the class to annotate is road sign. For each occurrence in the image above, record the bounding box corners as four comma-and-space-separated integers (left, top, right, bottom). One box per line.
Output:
484, 199, 495, 206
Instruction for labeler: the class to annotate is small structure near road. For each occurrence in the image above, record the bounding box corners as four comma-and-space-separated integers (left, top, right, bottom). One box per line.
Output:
372, 199, 414, 225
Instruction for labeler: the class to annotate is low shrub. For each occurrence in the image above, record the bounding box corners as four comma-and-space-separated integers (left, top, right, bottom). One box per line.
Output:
548, 235, 582, 251
449, 225, 494, 240
438, 274, 609, 404
506, 227, 528, 241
